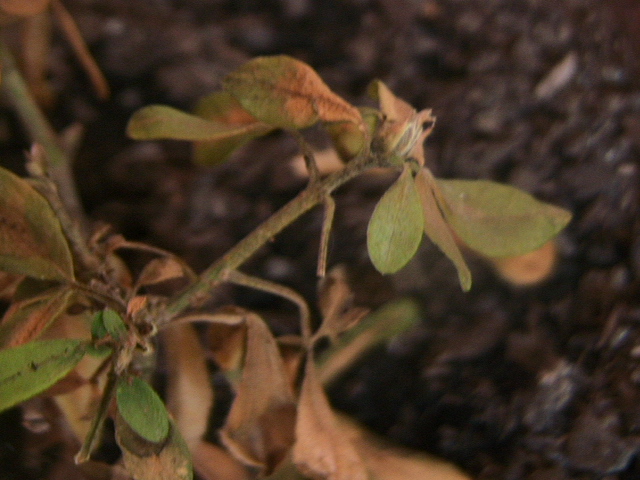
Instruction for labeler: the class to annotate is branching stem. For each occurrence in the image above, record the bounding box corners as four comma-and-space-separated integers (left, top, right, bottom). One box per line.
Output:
161, 150, 377, 323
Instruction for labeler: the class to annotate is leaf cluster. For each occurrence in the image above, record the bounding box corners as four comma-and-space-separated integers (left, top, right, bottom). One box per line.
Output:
0, 54, 572, 480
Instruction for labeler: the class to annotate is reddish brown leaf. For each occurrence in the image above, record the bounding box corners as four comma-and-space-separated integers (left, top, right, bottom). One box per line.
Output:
223, 55, 363, 130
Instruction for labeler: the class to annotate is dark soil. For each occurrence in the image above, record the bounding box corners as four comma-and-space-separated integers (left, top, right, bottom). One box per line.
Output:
2, 1, 640, 479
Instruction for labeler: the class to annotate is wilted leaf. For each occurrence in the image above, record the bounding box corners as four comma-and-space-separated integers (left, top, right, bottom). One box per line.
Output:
368, 80, 434, 165
193, 90, 274, 165
315, 265, 368, 342
206, 321, 246, 373
163, 324, 214, 448
0, 338, 86, 412
193, 441, 251, 480
0, 166, 74, 281
223, 55, 362, 130
127, 104, 267, 143
414, 169, 471, 291
367, 165, 424, 274
436, 179, 572, 257
136, 256, 192, 290
116, 377, 171, 444
0, 285, 73, 348
220, 312, 296, 474
116, 417, 193, 480
317, 298, 421, 386
339, 416, 471, 480
293, 359, 368, 480
325, 107, 378, 161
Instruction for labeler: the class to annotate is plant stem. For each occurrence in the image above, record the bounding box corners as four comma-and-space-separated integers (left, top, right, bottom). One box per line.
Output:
0, 38, 98, 270
161, 152, 374, 323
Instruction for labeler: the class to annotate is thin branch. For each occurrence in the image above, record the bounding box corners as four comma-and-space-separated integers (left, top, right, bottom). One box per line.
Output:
161, 149, 377, 323
317, 195, 335, 278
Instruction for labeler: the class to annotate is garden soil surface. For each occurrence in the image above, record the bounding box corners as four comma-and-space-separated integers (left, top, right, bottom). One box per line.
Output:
2, 1, 640, 479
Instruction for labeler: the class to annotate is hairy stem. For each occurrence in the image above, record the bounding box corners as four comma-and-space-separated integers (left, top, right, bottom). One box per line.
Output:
161, 151, 375, 322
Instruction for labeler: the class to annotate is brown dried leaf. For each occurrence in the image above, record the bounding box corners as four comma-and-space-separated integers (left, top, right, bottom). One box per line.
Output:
220, 312, 296, 475
339, 416, 471, 480
136, 257, 190, 289
0, 285, 73, 348
116, 417, 193, 480
163, 324, 214, 448
315, 265, 368, 343
223, 55, 363, 130
193, 441, 251, 480
0, 166, 74, 281
293, 359, 368, 480
206, 321, 246, 372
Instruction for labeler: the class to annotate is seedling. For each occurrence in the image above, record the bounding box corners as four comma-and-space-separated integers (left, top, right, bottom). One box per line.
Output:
0, 53, 571, 480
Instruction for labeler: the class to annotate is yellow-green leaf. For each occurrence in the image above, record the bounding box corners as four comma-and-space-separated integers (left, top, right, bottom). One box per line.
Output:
367, 166, 424, 274
436, 179, 572, 258
192, 91, 274, 165
0, 339, 86, 412
117, 377, 171, 444
415, 169, 471, 291
0, 166, 74, 281
223, 55, 362, 130
127, 104, 266, 142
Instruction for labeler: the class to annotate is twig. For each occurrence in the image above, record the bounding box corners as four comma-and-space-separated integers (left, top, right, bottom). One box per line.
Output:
161, 149, 377, 323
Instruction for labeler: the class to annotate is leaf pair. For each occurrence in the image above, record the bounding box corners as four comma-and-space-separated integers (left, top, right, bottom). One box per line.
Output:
128, 55, 365, 166
367, 165, 572, 291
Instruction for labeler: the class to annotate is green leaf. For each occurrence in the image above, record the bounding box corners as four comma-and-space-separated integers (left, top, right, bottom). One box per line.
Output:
92, 309, 127, 341
192, 91, 274, 165
436, 179, 572, 258
367, 166, 424, 274
223, 55, 362, 130
0, 166, 74, 281
117, 377, 171, 444
0, 339, 86, 412
127, 104, 265, 142
116, 417, 193, 480
415, 169, 472, 291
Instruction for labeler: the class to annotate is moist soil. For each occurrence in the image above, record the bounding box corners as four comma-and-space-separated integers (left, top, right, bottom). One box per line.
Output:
2, 1, 640, 479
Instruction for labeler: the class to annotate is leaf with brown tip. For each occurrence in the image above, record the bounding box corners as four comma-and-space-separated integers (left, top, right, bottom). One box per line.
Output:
223, 55, 363, 130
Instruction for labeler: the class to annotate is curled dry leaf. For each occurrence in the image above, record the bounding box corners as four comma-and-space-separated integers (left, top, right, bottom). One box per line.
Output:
338, 416, 471, 480
192, 441, 251, 480
315, 265, 368, 343
0, 166, 75, 281
414, 168, 471, 291
368, 80, 434, 165
293, 359, 368, 480
223, 55, 363, 130
220, 312, 297, 475
163, 323, 214, 448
